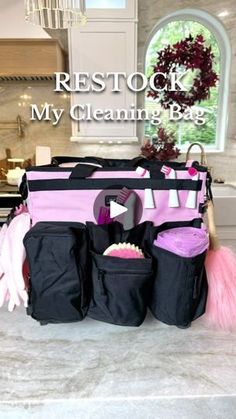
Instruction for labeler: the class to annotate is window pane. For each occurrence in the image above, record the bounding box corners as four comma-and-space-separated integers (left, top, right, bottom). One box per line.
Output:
145, 20, 220, 149
86, 0, 126, 8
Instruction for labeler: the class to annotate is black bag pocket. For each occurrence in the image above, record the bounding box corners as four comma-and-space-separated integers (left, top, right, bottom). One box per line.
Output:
149, 245, 207, 328
88, 253, 152, 326
87, 221, 153, 254
24, 222, 89, 324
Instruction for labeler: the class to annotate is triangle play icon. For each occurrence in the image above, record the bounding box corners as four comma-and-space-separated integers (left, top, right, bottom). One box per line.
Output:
110, 201, 128, 219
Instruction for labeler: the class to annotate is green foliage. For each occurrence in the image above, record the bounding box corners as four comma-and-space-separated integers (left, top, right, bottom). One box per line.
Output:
145, 20, 220, 147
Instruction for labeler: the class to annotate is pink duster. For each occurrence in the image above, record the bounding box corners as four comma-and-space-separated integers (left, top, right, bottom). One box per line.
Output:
205, 201, 236, 330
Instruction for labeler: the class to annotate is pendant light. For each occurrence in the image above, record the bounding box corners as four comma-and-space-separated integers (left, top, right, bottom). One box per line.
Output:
25, 0, 87, 29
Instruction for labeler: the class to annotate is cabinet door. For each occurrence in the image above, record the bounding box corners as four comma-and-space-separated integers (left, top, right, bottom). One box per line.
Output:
69, 21, 138, 144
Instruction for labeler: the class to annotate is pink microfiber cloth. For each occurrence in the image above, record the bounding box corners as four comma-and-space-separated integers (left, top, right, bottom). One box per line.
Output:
14, 204, 28, 216
154, 227, 209, 258
103, 243, 144, 259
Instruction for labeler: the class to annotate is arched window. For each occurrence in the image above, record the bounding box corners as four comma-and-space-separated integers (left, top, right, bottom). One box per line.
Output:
145, 9, 231, 152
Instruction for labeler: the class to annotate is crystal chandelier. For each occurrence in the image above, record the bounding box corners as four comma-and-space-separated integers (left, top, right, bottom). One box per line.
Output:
25, 0, 87, 29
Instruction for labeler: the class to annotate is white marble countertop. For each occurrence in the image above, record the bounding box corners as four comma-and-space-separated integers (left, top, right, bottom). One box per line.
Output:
1, 307, 236, 418
228, 182, 236, 188
213, 181, 236, 187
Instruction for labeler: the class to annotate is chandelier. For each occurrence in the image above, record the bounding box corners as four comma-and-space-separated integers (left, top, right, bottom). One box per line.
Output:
25, 0, 87, 29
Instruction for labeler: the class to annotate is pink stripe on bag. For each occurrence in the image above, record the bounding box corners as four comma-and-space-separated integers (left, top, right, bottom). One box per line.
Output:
26, 166, 207, 226
26, 170, 146, 181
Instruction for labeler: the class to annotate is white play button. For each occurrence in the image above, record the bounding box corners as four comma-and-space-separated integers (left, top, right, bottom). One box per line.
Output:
110, 201, 128, 219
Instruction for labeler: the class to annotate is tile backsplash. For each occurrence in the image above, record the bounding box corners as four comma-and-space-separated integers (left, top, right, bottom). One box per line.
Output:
0, 81, 76, 161
0, 80, 142, 166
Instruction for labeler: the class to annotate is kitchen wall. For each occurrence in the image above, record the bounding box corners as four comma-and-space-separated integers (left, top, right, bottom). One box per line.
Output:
0, 0, 236, 180
0, 0, 50, 38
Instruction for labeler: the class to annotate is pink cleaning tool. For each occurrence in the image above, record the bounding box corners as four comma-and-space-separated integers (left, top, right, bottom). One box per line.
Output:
136, 167, 155, 209
103, 243, 145, 259
185, 167, 199, 209
161, 165, 179, 208
98, 206, 113, 225
204, 201, 236, 330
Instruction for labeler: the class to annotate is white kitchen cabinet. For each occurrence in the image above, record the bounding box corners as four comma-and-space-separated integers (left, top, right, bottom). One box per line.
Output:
68, 0, 138, 144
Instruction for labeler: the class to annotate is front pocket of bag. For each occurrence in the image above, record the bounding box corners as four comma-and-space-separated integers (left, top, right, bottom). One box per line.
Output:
88, 253, 152, 326
149, 246, 206, 327
24, 222, 88, 324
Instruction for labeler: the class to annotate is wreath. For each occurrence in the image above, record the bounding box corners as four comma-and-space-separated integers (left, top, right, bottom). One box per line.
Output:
141, 127, 180, 161
147, 34, 218, 110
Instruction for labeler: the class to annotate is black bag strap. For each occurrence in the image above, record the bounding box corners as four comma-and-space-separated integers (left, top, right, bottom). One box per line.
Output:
52, 155, 148, 169
65, 156, 148, 179
88, 156, 146, 168
28, 178, 203, 191
69, 164, 98, 179
51, 156, 106, 167
130, 156, 147, 168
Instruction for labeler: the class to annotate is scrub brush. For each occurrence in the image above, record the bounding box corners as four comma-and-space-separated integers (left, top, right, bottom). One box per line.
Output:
103, 242, 145, 259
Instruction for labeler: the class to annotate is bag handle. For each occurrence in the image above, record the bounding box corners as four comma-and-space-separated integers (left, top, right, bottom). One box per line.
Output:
69, 164, 98, 179
52, 156, 106, 167
53, 155, 148, 169
130, 156, 148, 168
67, 156, 148, 178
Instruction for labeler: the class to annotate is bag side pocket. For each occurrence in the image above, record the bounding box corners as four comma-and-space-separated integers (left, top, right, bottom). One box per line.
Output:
24, 222, 88, 324
149, 246, 207, 328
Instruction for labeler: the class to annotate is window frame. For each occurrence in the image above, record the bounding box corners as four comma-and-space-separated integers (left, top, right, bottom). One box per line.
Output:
85, 0, 137, 20
86, 0, 126, 9
144, 8, 231, 153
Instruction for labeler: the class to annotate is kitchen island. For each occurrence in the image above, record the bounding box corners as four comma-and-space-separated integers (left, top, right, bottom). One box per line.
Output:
0, 306, 236, 419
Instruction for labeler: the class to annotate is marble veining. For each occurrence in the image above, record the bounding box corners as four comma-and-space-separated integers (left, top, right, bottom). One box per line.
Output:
0, 306, 236, 418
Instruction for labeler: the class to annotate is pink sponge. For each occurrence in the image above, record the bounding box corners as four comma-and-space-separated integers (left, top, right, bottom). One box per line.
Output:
103, 243, 144, 259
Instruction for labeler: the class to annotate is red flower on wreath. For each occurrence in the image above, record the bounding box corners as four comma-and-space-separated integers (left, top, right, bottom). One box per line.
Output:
141, 128, 181, 161
147, 34, 218, 111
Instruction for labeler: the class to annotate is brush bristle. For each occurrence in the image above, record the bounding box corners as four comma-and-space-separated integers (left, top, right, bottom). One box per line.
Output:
116, 187, 131, 204
103, 242, 144, 258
